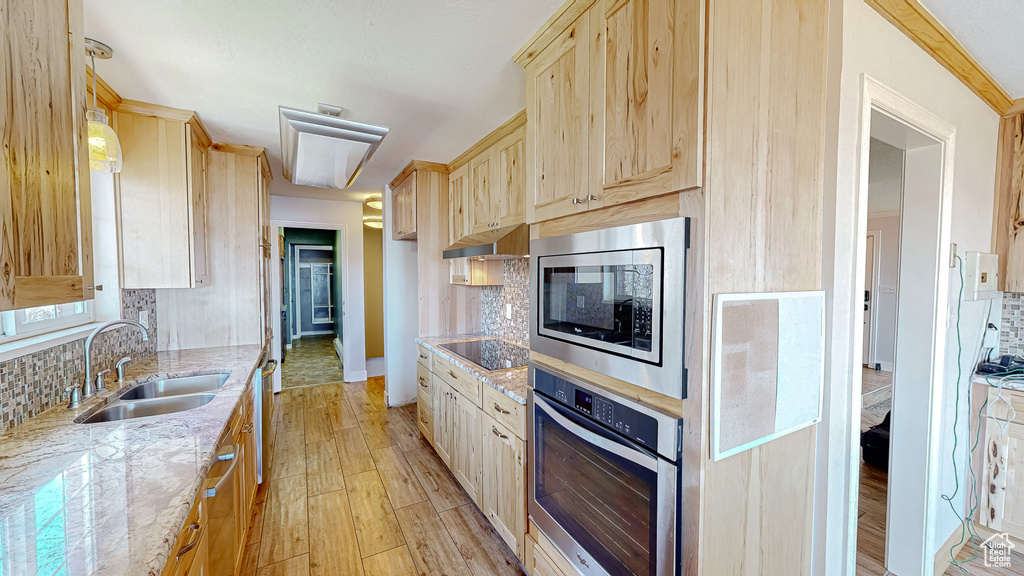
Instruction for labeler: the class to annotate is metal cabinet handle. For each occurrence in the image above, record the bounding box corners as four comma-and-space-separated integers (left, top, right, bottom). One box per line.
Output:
206, 445, 240, 498
572, 198, 583, 205
491, 427, 508, 440
421, 416, 428, 424
176, 523, 201, 560
242, 424, 254, 434
449, 370, 457, 379
419, 353, 428, 360
419, 379, 428, 388
493, 403, 510, 415
588, 194, 598, 201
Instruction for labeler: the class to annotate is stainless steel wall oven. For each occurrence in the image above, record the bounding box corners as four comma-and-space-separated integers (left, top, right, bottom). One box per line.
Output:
528, 363, 682, 576
530, 217, 689, 399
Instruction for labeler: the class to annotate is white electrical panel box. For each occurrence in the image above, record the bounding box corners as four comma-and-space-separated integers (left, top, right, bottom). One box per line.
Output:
964, 251, 999, 301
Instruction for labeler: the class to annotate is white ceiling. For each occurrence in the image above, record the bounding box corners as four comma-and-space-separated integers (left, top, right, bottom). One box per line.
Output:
83, 0, 562, 202
920, 0, 1024, 99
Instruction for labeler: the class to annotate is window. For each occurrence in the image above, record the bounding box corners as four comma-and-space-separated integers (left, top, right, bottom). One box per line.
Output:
0, 301, 94, 341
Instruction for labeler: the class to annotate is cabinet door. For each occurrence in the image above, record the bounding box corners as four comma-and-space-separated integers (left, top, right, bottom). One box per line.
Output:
481, 415, 526, 559
451, 390, 482, 504
0, 0, 93, 309
983, 419, 1024, 537
433, 378, 454, 468
470, 151, 498, 234
589, 0, 702, 206
525, 12, 591, 224
186, 127, 210, 287
449, 163, 469, 245
391, 174, 417, 240
496, 126, 527, 227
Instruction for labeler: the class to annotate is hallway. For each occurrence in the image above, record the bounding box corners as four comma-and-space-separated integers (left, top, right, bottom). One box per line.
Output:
241, 380, 525, 576
281, 335, 346, 389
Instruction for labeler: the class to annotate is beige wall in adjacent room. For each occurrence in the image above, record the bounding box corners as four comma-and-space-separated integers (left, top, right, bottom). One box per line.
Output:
363, 204, 385, 359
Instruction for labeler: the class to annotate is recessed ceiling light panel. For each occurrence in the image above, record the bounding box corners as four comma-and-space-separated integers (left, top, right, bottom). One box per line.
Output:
279, 104, 389, 190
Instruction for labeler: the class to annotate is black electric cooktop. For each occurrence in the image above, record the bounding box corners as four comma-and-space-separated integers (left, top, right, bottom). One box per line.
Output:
439, 339, 529, 371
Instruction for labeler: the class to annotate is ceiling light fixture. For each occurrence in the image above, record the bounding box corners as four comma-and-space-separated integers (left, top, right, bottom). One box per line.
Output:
364, 194, 383, 210
279, 104, 389, 190
85, 39, 122, 173
363, 215, 383, 229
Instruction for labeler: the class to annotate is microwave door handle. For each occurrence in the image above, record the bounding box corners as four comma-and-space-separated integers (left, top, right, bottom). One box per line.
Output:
533, 395, 658, 472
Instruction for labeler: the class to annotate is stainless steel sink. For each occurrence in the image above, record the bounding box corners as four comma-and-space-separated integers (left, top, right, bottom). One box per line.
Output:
118, 373, 230, 400
81, 394, 216, 424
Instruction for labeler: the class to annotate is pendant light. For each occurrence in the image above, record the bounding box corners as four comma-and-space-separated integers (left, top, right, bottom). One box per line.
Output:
85, 39, 122, 173
364, 194, 383, 210
363, 215, 383, 229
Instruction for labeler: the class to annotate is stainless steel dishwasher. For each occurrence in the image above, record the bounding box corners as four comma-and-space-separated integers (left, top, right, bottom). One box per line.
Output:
256, 353, 278, 484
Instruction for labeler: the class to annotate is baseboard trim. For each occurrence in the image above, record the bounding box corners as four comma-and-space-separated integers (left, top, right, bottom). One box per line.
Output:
345, 370, 368, 383
366, 357, 385, 378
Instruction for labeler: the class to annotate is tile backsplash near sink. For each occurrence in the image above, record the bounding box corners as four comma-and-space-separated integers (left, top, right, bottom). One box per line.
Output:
0, 289, 158, 434
481, 259, 529, 347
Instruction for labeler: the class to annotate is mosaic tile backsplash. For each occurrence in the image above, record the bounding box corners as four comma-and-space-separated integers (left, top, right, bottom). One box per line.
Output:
1001, 292, 1024, 358
481, 259, 530, 347
0, 289, 157, 434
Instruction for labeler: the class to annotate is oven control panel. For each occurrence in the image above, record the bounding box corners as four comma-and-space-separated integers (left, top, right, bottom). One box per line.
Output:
535, 367, 660, 451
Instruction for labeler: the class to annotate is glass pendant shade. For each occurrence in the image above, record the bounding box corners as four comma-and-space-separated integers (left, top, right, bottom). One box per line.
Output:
87, 109, 122, 173
363, 216, 383, 229
365, 196, 383, 210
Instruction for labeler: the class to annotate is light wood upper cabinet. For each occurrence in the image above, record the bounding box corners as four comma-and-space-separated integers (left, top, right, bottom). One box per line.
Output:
524, 13, 592, 223
0, 0, 94, 310
449, 164, 469, 248
516, 0, 702, 223
470, 151, 499, 234
589, 0, 702, 205
481, 414, 526, 560
391, 171, 417, 241
496, 125, 527, 227
114, 103, 212, 289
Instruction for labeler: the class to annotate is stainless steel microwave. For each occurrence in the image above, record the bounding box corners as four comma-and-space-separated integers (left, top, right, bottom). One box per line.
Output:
529, 217, 690, 400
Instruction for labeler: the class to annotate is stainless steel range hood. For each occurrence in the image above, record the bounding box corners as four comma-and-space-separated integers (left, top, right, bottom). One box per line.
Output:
443, 223, 529, 259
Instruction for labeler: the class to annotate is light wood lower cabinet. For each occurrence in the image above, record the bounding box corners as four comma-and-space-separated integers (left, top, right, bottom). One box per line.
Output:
416, 347, 527, 561
481, 415, 526, 558
451, 387, 482, 504
164, 377, 259, 576
982, 390, 1024, 539
525, 528, 577, 576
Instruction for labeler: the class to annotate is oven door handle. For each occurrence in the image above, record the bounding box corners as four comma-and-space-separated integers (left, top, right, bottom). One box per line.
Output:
533, 394, 659, 472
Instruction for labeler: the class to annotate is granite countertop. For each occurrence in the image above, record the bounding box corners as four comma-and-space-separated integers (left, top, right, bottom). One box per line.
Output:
973, 372, 1024, 392
416, 335, 529, 404
0, 345, 263, 576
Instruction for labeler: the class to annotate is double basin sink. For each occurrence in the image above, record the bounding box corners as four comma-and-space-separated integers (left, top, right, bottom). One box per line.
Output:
79, 373, 230, 424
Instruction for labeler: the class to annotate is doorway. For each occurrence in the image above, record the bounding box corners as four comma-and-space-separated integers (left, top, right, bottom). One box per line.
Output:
280, 227, 345, 389
856, 138, 904, 575
850, 78, 956, 576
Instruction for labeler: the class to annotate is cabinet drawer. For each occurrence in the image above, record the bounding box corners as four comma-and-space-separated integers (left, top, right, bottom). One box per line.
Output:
525, 531, 574, 576
161, 499, 204, 576
988, 388, 1024, 425
417, 344, 433, 370
483, 384, 526, 440
417, 395, 434, 445
416, 362, 432, 397
435, 354, 482, 407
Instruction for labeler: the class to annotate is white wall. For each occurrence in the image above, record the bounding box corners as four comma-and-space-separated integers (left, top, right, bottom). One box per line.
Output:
866, 213, 900, 370
269, 196, 368, 383
382, 186, 419, 406
817, 0, 1000, 573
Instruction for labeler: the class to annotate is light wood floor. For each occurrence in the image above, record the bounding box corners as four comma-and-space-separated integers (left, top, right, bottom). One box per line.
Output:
281, 335, 346, 389
241, 378, 525, 576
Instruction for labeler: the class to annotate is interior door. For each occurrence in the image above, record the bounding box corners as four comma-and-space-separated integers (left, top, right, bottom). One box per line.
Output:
863, 234, 875, 366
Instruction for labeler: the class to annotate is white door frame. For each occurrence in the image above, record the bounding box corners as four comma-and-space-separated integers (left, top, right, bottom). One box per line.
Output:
293, 244, 335, 336
863, 229, 882, 368
845, 75, 956, 576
